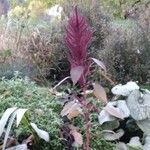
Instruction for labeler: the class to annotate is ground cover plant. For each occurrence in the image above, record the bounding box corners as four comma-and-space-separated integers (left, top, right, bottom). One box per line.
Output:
0, 77, 116, 149
0, 75, 63, 150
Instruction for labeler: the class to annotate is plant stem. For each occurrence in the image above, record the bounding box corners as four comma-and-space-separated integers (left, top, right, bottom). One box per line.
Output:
82, 86, 91, 150
53, 76, 71, 90
84, 108, 90, 150
23, 116, 41, 149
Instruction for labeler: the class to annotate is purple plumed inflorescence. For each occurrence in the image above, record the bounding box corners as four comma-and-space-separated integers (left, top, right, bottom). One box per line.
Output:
65, 6, 92, 87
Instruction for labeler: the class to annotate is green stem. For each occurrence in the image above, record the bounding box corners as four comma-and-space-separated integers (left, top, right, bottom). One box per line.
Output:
22, 115, 40, 149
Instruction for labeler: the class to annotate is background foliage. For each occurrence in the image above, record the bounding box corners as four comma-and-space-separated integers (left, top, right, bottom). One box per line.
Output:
0, 0, 149, 83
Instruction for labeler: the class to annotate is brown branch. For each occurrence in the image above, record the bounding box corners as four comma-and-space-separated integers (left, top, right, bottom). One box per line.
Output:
99, 70, 116, 86
83, 108, 91, 150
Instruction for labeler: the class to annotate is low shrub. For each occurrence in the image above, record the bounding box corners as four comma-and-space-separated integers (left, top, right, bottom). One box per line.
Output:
0, 76, 115, 149
0, 76, 63, 149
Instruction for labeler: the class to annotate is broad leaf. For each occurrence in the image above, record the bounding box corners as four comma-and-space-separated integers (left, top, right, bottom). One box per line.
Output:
98, 110, 115, 125
111, 81, 139, 96
117, 100, 130, 118
92, 58, 106, 72
102, 129, 124, 141
126, 90, 150, 121
104, 105, 125, 119
0, 107, 17, 137
143, 136, 150, 150
30, 123, 49, 142
101, 120, 120, 130
136, 119, 150, 135
16, 109, 28, 127
3, 110, 18, 150
93, 83, 107, 103
70, 66, 84, 85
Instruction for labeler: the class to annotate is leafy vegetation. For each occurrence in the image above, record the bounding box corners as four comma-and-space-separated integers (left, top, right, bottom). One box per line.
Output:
0, 76, 63, 149
0, 75, 116, 149
0, 0, 150, 150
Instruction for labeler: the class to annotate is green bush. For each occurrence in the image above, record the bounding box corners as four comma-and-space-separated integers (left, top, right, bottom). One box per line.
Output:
0, 76, 64, 150
0, 76, 116, 149
98, 3, 150, 84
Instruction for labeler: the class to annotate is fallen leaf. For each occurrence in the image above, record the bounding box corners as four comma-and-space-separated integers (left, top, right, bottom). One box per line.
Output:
24, 135, 33, 144
67, 110, 80, 120
70, 66, 84, 85
70, 125, 83, 147
93, 83, 107, 103
104, 105, 125, 119
61, 101, 82, 120
92, 58, 106, 72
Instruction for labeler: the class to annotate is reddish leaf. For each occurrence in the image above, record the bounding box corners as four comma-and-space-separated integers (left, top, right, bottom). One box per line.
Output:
65, 6, 92, 87
70, 66, 84, 85
93, 83, 107, 103
92, 58, 106, 72
104, 105, 125, 119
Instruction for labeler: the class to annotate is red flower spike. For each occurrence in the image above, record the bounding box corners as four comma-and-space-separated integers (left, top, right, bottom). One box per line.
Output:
65, 7, 92, 87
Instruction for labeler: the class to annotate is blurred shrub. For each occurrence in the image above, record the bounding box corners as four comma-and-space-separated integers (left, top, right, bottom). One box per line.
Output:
0, 0, 10, 16
0, 0, 149, 84
0, 6, 67, 82
0, 0, 107, 82
21, 20, 69, 81
100, 0, 143, 18
98, 2, 150, 84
